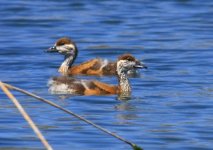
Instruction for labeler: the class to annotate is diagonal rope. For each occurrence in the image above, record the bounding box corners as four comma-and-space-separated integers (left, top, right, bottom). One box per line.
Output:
0, 82, 53, 150
1, 81, 143, 150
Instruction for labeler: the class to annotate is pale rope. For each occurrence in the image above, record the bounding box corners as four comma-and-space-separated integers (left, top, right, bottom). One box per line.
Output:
0, 81, 53, 150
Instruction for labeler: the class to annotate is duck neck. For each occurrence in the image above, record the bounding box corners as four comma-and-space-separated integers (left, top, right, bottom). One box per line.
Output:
58, 53, 75, 75
118, 72, 131, 97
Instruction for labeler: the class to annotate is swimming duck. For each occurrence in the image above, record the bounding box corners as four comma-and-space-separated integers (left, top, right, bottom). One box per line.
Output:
47, 37, 147, 76
48, 54, 144, 97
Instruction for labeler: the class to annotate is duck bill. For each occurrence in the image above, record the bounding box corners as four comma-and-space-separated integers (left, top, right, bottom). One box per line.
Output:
134, 61, 148, 69
46, 46, 58, 53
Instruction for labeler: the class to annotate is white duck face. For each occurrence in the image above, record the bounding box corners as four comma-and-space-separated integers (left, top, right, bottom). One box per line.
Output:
116, 54, 146, 76
47, 37, 77, 55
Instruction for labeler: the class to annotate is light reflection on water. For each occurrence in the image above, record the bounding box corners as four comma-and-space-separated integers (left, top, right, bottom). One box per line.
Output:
0, 0, 213, 150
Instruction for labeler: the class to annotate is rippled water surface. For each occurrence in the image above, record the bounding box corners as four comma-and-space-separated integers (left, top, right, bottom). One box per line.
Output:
0, 0, 213, 150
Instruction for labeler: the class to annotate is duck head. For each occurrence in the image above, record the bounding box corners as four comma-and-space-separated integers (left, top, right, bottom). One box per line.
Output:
47, 37, 78, 58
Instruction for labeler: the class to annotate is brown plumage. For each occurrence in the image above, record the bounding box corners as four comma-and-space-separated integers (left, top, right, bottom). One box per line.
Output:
49, 76, 118, 95
69, 58, 106, 75
47, 37, 147, 76
48, 54, 145, 96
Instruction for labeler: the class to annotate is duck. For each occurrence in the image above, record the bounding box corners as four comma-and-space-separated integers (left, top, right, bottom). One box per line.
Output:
47, 37, 147, 76
48, 54, 144, 97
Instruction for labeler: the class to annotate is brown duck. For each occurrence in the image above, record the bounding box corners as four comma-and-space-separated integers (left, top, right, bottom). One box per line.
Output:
48, 54, 145, 96
47, 37, 147, 76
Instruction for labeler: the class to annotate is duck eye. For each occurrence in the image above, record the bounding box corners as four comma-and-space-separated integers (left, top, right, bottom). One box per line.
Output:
59, 42, 65, 46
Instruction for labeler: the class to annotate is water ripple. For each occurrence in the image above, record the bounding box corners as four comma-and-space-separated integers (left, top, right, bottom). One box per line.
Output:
0, 0, 213, 150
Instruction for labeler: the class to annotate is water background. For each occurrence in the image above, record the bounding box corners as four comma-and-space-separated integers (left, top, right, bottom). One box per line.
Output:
0, 0, 213, 149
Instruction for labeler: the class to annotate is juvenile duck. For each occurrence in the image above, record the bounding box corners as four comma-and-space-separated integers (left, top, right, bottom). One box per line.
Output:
48, 54, 144, 97
47, 37, 147, 76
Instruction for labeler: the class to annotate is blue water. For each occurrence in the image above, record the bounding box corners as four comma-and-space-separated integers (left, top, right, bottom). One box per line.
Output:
0, 0, 213, 149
